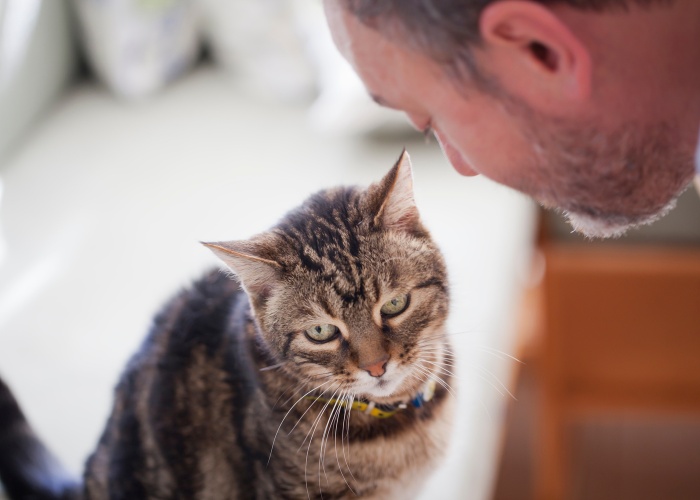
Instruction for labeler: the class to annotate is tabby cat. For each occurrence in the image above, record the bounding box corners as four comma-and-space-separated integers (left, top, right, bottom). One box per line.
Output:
0, 150, 454, 499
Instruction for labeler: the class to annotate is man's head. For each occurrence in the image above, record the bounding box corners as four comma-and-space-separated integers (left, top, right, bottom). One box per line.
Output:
324, 0, 699, 238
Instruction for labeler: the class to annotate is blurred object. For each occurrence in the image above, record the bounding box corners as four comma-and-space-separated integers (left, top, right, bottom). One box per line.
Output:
199, 0, 315, 102
0, 0, 42, 90
71, 0, 200, 99
198, 0, 411, 135
299, 1, 410, 136
0, 178, 5, 267
0, 0, 77, 162
525, 208, 700, 500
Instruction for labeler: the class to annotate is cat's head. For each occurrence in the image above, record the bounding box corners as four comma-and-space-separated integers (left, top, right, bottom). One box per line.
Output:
205, 151, 449, 404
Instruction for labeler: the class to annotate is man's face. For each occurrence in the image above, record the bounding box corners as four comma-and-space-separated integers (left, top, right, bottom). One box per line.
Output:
324, 2, 693, 238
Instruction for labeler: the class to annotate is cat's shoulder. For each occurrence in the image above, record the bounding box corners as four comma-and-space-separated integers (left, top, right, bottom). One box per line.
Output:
132, 268, 244, 364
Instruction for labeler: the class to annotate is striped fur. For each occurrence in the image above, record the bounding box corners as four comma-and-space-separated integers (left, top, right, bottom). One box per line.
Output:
1, 151, 454, 499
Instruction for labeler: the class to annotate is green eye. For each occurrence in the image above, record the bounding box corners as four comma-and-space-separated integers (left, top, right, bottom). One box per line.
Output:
305, 324, 340, 343
380, 294, 410, 316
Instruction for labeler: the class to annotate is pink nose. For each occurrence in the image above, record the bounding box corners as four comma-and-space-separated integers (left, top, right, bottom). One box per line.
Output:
360, 355, 389, 378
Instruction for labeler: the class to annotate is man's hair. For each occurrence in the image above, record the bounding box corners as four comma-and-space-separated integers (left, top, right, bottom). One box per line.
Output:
340, 0, 674, 83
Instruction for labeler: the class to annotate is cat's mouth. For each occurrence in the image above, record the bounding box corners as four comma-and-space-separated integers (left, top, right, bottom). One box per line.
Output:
351, 369, 416, 403
352, 353, 448, 404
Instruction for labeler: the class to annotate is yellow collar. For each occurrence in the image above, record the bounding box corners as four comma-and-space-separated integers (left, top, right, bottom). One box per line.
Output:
304, 379, 437, 419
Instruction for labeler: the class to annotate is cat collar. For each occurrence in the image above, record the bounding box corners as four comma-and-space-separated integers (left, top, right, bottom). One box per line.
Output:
305, 379, 437, 419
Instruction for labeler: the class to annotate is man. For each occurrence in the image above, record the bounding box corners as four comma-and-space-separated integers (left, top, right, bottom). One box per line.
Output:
323, 0, 700, 238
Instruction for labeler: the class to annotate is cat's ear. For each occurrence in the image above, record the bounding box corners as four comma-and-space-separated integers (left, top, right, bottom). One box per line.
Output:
201, 239, 281, 297
373, 149, 421, 232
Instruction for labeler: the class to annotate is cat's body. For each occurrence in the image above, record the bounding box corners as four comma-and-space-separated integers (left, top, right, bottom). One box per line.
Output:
0, 151, 454, 499
84, 270, 452, 500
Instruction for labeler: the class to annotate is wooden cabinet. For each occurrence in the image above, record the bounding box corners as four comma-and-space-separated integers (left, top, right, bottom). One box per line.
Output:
534, 244, 700, 499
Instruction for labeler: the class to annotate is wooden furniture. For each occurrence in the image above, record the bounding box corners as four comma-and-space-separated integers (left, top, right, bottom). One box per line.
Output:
533, 242, 700, 499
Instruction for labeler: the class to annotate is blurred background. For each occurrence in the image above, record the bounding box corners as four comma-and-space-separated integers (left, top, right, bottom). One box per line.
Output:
0, 1, 698, 499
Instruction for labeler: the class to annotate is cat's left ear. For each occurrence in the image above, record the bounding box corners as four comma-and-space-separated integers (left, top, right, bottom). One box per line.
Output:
372, 149, 421, 233
201, 239, 281, 298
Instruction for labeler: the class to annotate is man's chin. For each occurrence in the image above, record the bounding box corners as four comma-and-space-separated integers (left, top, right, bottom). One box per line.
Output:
563, 197, 679, 239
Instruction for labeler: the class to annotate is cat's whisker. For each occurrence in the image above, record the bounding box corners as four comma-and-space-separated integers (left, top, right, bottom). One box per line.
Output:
419, 356, 457, 368
472, 346, 524, 364
418, 338, 523, 369
259, 361, 287, 372
416, 330, 449, 340
304, 387, 341, 500
428, 330, 524, 364
415, 337, 453, 347
329, 392, 345, 485
413, 342, 452, 351
297, 388, 340, 452
424, 362, 513, 402
319, 390, 344, 485
416, 355, 518, 402
268, 379, 334, 465
419, 358, 458, 378
464, 364, 517, 401
273, 385, 302, 410
413, 364, 457, 401
342, 394, 359, 486
414, 341, 454, 353
406, 371, 430, 390
415, 348, 454, 361
407, 365, 432, 385
299, 384, 340, 448
275, 372, 334, 411
324, 390, 354, 495
333, 392, 357, 494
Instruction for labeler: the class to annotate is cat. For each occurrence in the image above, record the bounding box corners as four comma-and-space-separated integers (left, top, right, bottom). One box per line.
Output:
0, 150, 454, 499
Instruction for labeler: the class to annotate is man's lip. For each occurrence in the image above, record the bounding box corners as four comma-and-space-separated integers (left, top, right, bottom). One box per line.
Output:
435, 133, 478, 176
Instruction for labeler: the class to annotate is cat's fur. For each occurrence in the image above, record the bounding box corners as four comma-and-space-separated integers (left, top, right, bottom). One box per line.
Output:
0, 151, 454, 499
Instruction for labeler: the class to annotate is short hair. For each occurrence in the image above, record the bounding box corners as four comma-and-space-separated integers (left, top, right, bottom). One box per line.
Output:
340, 0, 675, 84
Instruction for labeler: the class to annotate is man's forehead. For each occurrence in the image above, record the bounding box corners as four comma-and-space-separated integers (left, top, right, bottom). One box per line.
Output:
323, 2, 443, 114
323, 2, 395, 91
323, 1, 356, 59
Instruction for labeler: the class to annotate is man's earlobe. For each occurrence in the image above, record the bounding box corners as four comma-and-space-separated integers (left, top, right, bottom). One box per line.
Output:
478, 1, 591, 102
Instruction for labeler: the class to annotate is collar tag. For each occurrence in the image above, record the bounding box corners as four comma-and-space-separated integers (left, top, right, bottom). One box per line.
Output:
412, 379, 437, 408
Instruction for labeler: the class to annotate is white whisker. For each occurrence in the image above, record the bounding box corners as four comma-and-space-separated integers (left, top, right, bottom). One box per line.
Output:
342, 394, 359, 486
268, 379, 334, 465
304, 386, 340, 500
413, 364, 457, 401
470, 365, 517, 401
259, 361, 287, 372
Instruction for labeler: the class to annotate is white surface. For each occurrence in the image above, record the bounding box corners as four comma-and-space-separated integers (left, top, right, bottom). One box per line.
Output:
0, 66, 536, 499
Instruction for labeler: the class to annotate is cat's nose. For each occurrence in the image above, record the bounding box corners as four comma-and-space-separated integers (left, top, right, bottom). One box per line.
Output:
360, 355, 389, 378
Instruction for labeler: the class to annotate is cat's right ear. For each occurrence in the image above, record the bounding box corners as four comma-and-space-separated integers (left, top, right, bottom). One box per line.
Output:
372, 149, 422, 233
201, 240, 281, 298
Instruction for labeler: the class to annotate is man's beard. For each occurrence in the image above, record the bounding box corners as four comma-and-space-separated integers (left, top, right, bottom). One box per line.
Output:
500, 96, 694, 239
563, 199, 679, 239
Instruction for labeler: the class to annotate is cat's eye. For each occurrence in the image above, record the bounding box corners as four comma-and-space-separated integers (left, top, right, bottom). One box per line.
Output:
380, 294, 410, 317
305, 324, 340, 343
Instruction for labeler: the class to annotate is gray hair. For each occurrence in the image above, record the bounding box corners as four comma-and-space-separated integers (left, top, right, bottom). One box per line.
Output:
340, 0, 675, 83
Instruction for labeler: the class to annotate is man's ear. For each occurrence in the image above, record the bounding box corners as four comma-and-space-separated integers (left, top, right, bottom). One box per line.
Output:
478, 1, 591, 106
